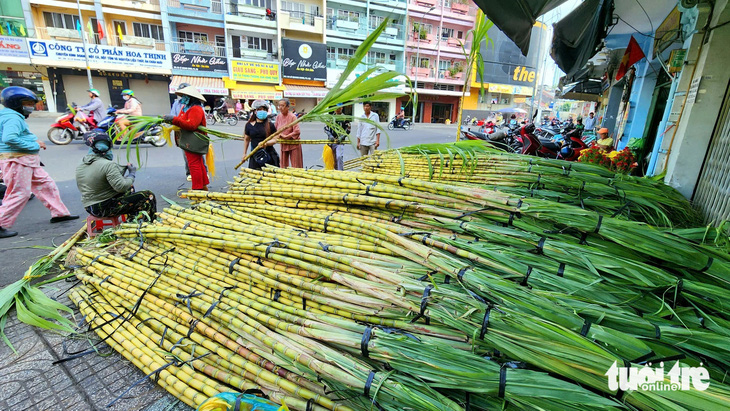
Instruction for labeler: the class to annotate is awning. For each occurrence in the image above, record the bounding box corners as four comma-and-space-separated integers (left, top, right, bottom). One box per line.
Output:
283, 85, 329, 99
169, 75, 228, 95
472, 0, 568, 56
550, 0, 614, 79
231, 84, 284, 100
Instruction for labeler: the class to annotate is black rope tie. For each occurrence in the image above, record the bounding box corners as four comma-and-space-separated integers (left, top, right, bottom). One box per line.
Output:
478, 305, 492, 340
498, 364, 507, 399
457, 266, 471, 282
159, 326, 168, 348
557, 263, 565, 277
202, 301, 218, 319
456, 208, 490, 220
520, 266, 532, 287
580, 320, 592, 337
182, 222, 191, 230
360, 326, 373, 358
578, 181, 586, 210
610, 201, 633, 218
700, 256, 714, 273
305, 399, 315, 411
342, 194, 348, 205
265, 240, 284, 259
302, 298, 307, 310
271, 289, 281, 302
319, 242, 332, 252
187, 319, 200, 338
229, 258, 241, 275
365, 181, 378, 196
465, 392, 471, 411
410, 284, 434, 325
508, 199, 523, 226
176, 290, 203, 316
99, 275, 111, 286
293, 228, 308, 237
594, 215, 603, 234
323, 212, 336, 233
397, 177, 404, 186
535, 237, 546, 255
421, 233, 431, 245
672, 279, 683, 309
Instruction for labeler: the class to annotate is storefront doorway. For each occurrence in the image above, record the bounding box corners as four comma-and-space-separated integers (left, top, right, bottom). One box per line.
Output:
431, 103, 453, 123
370, 102, 390, 122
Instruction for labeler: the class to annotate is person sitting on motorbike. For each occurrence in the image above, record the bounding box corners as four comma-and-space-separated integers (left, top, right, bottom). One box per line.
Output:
397, 107, 406, 127
79, 88, 105, 127
115, 89, 142, 136
596, 127, 613, 152
509, 114, 518, 128
214, 97, 228, 117
235, 100, 243, 113
575, 117, 585, 132
76, 131, 156, 221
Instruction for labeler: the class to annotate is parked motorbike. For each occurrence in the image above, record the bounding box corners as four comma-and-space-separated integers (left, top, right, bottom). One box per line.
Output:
461, 125, 520, 152
206, 109, 239, 126
89, 106, 166, 147
388, 116, 412, 130
47, 104, 97, 145
557, 129, 589, 161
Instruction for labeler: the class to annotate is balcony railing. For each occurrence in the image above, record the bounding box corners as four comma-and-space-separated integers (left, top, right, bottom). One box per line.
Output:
368, 23, 405, 40
229, 47, 274, 60
171, 41, 226, 57
327, 59, 403, 73
227, 2, 277, 19
281, 9, 320, 26
34, 27, 165, 51
438, 68, 464, 81
168, 0, 223, 14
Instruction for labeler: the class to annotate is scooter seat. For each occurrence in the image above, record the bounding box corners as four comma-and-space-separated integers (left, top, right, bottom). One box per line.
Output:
540, 140, 561, 151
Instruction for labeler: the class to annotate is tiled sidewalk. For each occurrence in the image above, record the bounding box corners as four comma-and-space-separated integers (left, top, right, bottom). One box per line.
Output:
0, 284, 191, 411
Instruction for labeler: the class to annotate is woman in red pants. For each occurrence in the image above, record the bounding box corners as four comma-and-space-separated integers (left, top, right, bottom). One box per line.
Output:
164, 86, 209, 190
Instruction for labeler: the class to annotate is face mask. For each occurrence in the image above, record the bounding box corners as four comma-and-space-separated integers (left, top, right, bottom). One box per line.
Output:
180, 96, 191, 105
256, 110, 268, 120
22, 106, 35, 117
123, 95, 130, 101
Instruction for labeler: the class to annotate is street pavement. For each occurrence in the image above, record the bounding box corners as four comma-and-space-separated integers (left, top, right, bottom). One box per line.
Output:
0, 116, 458, 410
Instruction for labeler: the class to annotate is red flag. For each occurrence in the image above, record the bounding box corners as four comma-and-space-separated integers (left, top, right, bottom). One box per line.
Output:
615, 36, 645, 81
97, 21, 104, 39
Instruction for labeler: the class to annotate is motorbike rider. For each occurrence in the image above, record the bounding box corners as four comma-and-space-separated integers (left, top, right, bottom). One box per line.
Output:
575, 117, 585, 132
396, 107, 406, 127
324, 103, 350, 171
0, 87, 79, 238
79, 88, 105, 126
214, 97, 228, 118
76, 131, 156, 220
509, 114, 518, 128
115, 89, 142, 134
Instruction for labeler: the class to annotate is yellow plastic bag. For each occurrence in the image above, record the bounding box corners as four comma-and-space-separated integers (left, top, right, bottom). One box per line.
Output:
206, 144, 216, 179
323, 145, 335, 170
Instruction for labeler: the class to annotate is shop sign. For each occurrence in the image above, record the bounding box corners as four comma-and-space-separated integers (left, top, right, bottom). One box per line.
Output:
230, 60, 280, 83
668, 49, 686, 74
26, 39, 172, 70
283, 88, 329, 98
654, 7, 681, 59
172, 53, 228, 74
231, 89, 283, 100
281, 39, 326, 82
0, 35, 31, 64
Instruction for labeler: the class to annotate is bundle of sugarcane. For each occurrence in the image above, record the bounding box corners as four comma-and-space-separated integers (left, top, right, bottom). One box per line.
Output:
61, 163, 730, 410
275, 140, 352, 145
351, 141, 700, 227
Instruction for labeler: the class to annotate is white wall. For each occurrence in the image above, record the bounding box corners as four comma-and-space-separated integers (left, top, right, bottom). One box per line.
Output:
129, 79, 171, 115
62, 75, 112, 109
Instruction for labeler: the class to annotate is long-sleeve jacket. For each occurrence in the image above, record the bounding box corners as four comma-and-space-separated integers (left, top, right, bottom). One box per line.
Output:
0, 108, 39, 155
172, 104, 208, 154
275, 112, 301, 153
80, 98, 105, 122
75, 154, 134, 207
116, 97, 142, 116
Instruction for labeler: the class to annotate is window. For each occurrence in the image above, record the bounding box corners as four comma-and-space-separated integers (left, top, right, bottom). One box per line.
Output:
337, 47, 354, 61
368, 51, 386, 65
438, 60, 451, 71
441, 27, 454, 41
133, 23, 164, 41
247, 36, 274, 53
413, 22, 432, 34
178, 31, 208, 43
369, 15, 384, 29
242, 0, 273, 8
457, 31, 464, 39
310, 5, 320, 16
327, 46, 336, 61
215, 35, 226, 56
43, 12, 80, 30
442, 0, 451, 7
434, 84, 456, 91
337, 10, 359, 23
410, 56, 430, 68
282, 1, 306, 17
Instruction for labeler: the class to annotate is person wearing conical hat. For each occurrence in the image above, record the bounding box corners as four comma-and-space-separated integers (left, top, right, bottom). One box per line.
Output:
163, 86, 209, 190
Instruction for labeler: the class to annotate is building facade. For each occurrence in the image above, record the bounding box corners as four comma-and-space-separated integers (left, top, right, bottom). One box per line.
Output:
402, 0, 477, 124
1, 0, 477, 119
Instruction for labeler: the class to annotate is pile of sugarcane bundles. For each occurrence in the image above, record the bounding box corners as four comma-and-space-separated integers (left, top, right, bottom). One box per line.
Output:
64, 162, 730, 411
349, 141, 701, 228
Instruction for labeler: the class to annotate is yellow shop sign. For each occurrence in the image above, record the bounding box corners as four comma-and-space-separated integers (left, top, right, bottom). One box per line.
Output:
230, 60, 280, 84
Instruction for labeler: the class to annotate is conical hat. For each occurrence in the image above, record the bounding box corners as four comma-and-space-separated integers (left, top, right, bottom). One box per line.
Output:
176, 86, 206, 102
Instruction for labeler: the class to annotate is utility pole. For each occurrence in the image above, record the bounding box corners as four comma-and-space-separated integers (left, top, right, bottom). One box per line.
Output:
529, 18, 544, 119
76, 0, 94, 89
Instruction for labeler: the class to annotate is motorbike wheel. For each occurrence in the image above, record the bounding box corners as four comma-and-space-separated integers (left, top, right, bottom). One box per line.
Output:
226, 116, 238, 126
47, 128, 73, 145
387, 123, 394, 130
206, 113, 217, 125
149, 135, 167, 147
403, 122, 411, 131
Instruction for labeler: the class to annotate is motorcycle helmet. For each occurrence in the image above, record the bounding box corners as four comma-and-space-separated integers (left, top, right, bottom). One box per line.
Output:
1, 86, 39, 117
85, 130, 113, 154
252, 99, 269, 110
177, 82, 191, 91
88, 88, 101, 97
560, 146, 573, 159
121, 89, 134, 96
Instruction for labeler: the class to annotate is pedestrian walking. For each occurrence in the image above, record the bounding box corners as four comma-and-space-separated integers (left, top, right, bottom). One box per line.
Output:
356, 102, 380, 156
324, 104, 350, 170
163, 86, 209, 191
275, 98, 302, 168
0, 86, 79, 238
584, 112, 597, 131
243, 100, 279, 170
170, 83, 195, 181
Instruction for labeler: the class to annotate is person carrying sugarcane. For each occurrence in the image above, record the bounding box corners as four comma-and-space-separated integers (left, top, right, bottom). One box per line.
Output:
324, 103, 350, 171
0, 87, 79, 238
163, 86, 209, 191
76, 131, 156, 220
170, 82, 195, 182
276, 98, 302, 168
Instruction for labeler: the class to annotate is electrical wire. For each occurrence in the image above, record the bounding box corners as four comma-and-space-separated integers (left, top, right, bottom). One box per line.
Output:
634, 0, 654, 35
617, 16, 655, 38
